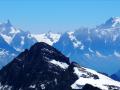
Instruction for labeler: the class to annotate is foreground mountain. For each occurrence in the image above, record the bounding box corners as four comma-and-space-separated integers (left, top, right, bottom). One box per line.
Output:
53, 17, 120, 76
0, 42, 119, 90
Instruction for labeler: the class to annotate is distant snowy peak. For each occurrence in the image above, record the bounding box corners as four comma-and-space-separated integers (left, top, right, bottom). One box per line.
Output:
32, 32, 61, 45
98, 17, 120, 29
106, 17, 120, 28
0, 20, 21, 44
0, 20, 37, 52
0, 20, 20, 34
0, 20, 12, 28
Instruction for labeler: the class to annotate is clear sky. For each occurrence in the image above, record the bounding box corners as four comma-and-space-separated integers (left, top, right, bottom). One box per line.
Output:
0, 0, 120, 33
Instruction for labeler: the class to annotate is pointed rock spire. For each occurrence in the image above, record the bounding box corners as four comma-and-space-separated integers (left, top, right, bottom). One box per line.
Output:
6, 19, 12, 27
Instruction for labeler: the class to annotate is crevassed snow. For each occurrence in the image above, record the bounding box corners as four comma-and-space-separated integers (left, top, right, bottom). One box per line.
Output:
71, 67, 120, 90
32, 33, 61, 45
49, 60, 69, 69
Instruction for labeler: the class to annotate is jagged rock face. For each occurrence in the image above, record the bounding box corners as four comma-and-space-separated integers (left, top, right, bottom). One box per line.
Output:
0, 42, 77, 90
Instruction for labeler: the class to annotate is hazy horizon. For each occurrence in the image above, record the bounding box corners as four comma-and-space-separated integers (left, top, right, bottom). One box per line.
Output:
0, 0, 120, 33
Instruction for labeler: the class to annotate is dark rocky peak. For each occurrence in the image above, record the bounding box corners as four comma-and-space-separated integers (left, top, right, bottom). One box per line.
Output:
4, 42, 70, 72
0, 42, 102, 90
0, 42, 76, 90
29, 42, 70, 64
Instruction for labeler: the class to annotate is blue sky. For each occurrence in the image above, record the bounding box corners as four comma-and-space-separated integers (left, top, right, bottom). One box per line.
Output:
0, 0, 120, 33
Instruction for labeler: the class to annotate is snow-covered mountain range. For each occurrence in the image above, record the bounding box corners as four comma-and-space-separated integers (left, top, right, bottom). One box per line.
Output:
0, 20, 37, 52
0, 42, 119, 90
54, 17, 120, 77
1, 17, 120, 82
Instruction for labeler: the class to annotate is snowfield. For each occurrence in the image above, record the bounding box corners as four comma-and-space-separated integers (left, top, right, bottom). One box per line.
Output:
71, 67, 120, 90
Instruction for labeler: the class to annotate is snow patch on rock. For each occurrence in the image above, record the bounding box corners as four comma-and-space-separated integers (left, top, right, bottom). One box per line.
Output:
49, 59, 69, 69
